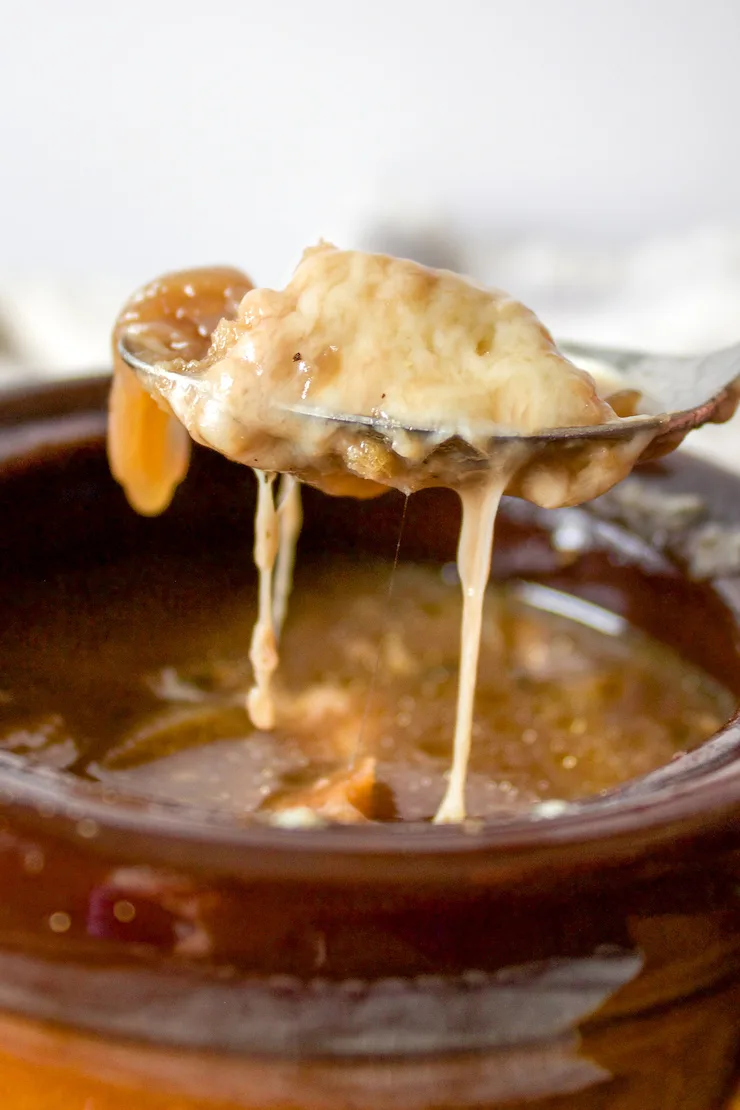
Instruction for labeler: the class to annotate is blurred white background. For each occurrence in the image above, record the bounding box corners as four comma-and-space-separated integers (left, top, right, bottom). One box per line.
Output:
0, 0, 739, 442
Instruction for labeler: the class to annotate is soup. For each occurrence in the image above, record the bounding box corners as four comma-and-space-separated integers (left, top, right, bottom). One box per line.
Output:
0, 542, 730, 822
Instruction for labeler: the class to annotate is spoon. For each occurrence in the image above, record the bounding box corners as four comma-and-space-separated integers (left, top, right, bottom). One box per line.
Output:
117, 333, 740, 471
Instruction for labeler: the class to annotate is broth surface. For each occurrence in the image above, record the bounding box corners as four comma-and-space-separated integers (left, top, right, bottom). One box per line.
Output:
0, 552, 730, 823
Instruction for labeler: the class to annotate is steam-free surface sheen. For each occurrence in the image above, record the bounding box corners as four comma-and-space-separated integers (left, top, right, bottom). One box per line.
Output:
108, 248, 667, 822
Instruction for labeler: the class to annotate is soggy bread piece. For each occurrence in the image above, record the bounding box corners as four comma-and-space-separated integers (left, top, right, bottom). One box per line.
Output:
264, 757, 378, 823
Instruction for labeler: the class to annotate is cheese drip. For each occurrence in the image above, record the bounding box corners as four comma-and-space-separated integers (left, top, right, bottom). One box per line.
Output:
434, 476, 507, 823
247, 471, 280, 730
273, 475, 302, 642
246, 472, 303, 729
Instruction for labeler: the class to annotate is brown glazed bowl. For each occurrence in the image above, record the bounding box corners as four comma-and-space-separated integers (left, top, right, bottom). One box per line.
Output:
1, 377, 740, 1109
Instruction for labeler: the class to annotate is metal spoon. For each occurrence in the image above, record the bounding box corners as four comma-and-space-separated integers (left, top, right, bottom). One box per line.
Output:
117, 333, 740, 465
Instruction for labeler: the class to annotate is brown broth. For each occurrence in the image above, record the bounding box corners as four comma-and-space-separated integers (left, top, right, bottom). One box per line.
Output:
0, 548, 731, 823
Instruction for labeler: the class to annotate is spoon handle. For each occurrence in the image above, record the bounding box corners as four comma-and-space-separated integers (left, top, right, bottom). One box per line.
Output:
561, 340, 740, 415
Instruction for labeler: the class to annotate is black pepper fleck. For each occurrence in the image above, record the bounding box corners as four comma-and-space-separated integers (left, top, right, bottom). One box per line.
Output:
293, 352, 302, 362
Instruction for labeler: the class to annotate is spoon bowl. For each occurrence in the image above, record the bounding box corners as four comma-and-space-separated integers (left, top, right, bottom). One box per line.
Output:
117, 333, 740, 490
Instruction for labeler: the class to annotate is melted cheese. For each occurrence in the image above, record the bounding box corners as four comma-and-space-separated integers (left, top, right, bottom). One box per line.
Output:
205, 243, 611, 434
435, 476, 507, 823
246, 471, 280, 730
151, 246, 617, 501
273, 474, 302, 641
